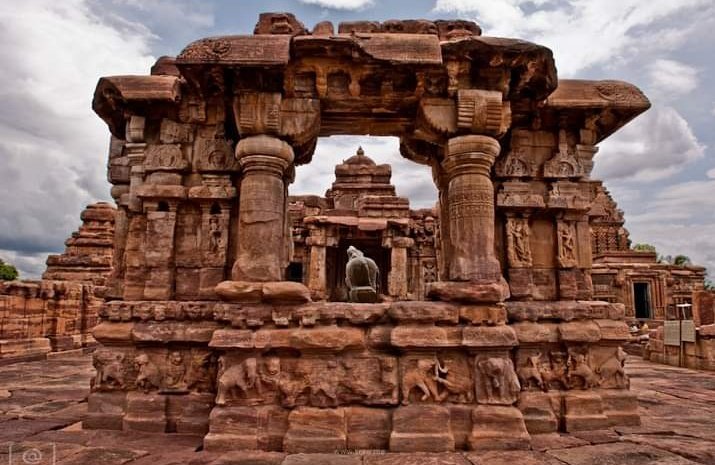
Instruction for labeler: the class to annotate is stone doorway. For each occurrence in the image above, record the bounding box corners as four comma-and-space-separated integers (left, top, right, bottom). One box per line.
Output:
634, 282, 652, 319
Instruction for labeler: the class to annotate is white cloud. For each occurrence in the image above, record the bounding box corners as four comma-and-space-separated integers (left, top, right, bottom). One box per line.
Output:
299, 0, 374, 10
292, 136, 438, 209
708, 168, 715, 179
0, 1, 155, 279
647, 59, 698, 100
433, 0, 713, 76
712, 102, 715, 116
620, 179, 715, 276
593, 106, 706, 181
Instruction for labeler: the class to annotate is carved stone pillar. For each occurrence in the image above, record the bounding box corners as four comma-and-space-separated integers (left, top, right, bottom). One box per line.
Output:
306, 226, 327, 300
428, 135, 509, 303
232, 135, 294, 282
443, 135, 502, 282
388, 237, 413, 300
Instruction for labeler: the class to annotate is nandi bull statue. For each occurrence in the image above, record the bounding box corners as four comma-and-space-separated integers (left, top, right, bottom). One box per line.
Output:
345, 245, 379, 303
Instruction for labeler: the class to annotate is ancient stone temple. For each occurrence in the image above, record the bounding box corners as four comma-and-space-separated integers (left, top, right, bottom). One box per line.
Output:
288, 147, 438, 302
0, 202, 115, 361
87, 13, 650, 452
589, 183, 706, 322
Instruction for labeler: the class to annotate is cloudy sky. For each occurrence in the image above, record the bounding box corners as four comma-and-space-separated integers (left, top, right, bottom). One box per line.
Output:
1, 0, 714, 279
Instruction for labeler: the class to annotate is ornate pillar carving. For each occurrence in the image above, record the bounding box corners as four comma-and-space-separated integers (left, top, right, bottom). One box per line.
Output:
442, 135, 502, 282
306, 226, 327, 300
428, 135, 509, 303
388, 237, 414, 300
232, 135, 294, 282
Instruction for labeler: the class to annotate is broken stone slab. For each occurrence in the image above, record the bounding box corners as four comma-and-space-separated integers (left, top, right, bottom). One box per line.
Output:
426, 281, 510, 304
215, 281, 311, 304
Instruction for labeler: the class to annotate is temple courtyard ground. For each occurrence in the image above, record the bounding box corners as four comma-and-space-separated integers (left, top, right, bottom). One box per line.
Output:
0, 354, 713, 465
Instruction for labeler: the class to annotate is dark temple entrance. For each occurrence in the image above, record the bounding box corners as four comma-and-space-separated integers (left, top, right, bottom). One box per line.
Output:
634, 282, 652, 319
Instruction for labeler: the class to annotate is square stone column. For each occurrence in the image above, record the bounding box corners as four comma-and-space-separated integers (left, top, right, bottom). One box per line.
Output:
388, 237, 413, 300
232, 136, 294, 282
306, 226, 327, 300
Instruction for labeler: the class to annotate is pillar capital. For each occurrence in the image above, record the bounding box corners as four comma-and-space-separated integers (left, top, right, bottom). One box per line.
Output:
442, 135, 500, 178
235, 135, 294, 176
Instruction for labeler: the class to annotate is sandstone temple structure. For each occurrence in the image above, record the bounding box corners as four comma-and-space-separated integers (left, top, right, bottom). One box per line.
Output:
85, 12, 652, 452
589, 183, 707, 322
0, 202, 115, 361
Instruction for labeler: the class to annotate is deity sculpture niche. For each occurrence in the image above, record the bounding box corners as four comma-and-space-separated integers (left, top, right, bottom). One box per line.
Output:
345, 246, 379, 303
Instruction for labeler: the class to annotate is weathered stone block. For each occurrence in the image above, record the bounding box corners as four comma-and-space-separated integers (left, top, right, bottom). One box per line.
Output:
469, 406, 530, 450
517, 391, 560, 434
83, 391, 126, 430
346, 407, 391, 450
389, 301, 459, 324
123, 392, 168, 433
390, 405, 454, 452
558, 321, 601, 343
563, 392, 610, 431
284, 407, 347, 453
458, 305, 506, 325
462, 326, 518, 347
391, 325, 462, 348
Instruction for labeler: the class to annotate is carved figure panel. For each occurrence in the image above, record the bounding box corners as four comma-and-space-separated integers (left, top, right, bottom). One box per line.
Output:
591, 346, 629, 389
202, 208, 230, 267
495, 147, 536, 178
92, 348, 133, 391
215, 354, 398, 408
145, 144, 189, 172
557, 221, 578, 268
195, 138, 240, 172
400, 353, 473, 405
517, 350, 569, 392
566, 347, 600, 389
506, 217, 532, 268
474, 355, 520, 405
160, 119, 194, 144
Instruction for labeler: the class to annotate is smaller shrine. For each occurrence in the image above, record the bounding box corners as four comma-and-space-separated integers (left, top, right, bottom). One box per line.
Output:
589, 183, 706, 322
288, 147, 439, 301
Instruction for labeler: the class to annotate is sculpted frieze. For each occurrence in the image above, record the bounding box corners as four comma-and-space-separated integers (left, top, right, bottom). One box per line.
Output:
474, 355, 521, 405
506, 217, 532, 268
144, 144, 189, 172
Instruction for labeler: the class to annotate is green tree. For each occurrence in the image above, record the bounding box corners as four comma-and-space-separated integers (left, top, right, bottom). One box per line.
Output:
705, 279, 714, 291
632, 243, 657, 253
0, 258, 19, 281
673, 255, 691, 267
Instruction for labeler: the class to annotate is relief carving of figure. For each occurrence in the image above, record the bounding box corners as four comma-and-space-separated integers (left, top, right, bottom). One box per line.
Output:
507, 218, 532, 267
436, 356, 474, 403
186, 352, 217, 392
308, 359, 341, 407
92, 352, 126, 390
208, 216, 223, 253
401, 358, 446, 405
540, 352, 569, 390
164, 351, 187, 390
558, 222, 577, 268
566, 350, 599, 389
345, 246, 379, 303
596, 347, 628, 388
517, 353, 545, 391
476, 357, 521, 404
216, 357, 259, 405
134, 353, 162, 393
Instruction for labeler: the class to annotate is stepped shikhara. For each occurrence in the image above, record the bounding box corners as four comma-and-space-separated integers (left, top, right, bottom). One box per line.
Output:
0, 202, 115, 360
86, 13, 650, 452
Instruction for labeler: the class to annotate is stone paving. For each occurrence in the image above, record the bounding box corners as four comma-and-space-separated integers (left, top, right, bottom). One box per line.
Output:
0, 353, 713, 465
